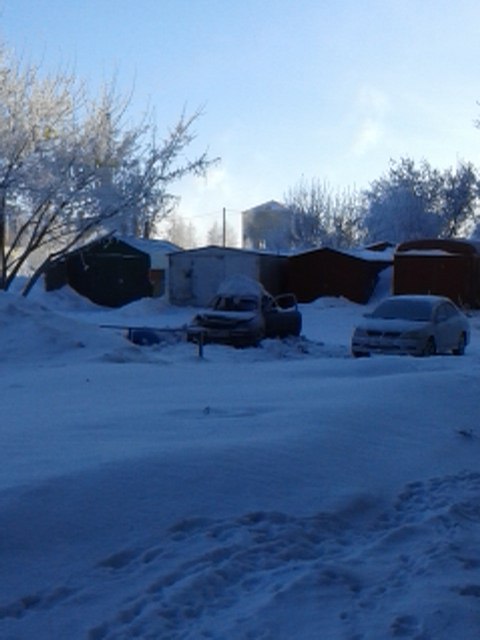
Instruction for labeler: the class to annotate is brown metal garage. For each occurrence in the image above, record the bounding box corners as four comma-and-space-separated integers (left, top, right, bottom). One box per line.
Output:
394, 239, 480, 308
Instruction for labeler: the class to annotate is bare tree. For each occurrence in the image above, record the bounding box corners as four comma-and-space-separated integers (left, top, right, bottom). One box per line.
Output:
0, 45, 218, 294
206, 220, 238, 247
284, 178, 361, 249
163, 212, 198, 249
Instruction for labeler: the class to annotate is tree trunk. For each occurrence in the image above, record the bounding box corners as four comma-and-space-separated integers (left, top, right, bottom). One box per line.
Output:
22, 256, 52, 297
0, 189, 6, 290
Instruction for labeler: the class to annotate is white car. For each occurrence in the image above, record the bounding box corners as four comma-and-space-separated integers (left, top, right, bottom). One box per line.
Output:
351, 295, 470, 357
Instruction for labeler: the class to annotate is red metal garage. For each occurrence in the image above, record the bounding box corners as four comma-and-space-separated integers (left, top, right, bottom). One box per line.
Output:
394, 238, 480, 308
287, 246, 393, 304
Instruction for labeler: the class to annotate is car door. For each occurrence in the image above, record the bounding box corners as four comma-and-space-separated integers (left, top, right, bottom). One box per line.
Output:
262, 295, 280, 337
442, 302, 465, 349
263, 294, 301, 338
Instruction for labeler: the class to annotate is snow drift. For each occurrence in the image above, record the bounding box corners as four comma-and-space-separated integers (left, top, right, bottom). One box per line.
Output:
0, 284, 479, 639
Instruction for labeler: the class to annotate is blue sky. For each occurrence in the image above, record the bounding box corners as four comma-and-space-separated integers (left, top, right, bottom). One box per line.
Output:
1, 0, 480, 241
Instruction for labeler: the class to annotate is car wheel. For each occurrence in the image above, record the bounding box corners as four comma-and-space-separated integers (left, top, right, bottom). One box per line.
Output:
244, 331, 264, 348
292, 317, 302, 337
452, 333, 466, 356
422, 337, 436, 357
352, 350, 369, 358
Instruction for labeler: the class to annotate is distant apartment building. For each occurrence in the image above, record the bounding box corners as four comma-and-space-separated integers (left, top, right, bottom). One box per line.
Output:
241, 200, 294, 252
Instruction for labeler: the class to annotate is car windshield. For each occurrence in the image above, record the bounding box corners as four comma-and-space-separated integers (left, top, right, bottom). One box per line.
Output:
371, 299, 433, 322
212, 296, 258, 312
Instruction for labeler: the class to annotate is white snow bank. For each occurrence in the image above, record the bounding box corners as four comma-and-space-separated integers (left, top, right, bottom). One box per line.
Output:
0, 281, 479, 639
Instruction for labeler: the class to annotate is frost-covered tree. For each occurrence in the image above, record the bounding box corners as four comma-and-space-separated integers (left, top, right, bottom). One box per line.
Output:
441, 162, 479, 237
360, 158, 444, 243
0, 45, 217, 293
284, 178, 361, 249
361, 158, 480, 243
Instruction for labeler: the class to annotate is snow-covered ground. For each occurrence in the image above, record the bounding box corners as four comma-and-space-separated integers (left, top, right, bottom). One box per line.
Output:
1, 276, 480, 640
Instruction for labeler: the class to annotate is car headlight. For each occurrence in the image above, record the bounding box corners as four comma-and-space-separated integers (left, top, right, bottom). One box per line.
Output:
353, 328, 367, 337
191, 315, 205, 327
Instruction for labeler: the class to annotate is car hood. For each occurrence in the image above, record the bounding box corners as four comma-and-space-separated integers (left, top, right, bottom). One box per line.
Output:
356, 317, 431, 333
193, 310, 257, 327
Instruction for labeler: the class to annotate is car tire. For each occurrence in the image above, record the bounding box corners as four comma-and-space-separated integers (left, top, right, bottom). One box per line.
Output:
422, 337, 436, 357
352, 350, 369, 358
293, 317, 302, 337
452, 333, 466, 356
238, 331, 263, 348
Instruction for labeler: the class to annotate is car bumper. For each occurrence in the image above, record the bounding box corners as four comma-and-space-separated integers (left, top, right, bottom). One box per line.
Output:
186, 327, 260, 347
351, 336, 424, 356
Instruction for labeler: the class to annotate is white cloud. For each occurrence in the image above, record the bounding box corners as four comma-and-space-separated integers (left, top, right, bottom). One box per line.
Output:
357, 86, 390, 113
351, 118, 384, 156
350, 86, 390, 156
174, 166, 244, 244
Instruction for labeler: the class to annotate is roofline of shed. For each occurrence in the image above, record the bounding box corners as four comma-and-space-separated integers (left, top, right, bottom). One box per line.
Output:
168, 244, 290, 257
290, 245, 393, 262
396, 238, 480, 255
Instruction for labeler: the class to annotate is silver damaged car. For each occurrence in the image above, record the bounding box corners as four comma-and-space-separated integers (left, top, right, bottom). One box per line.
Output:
351, 295, 470, 357
187, 276, 302, 347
